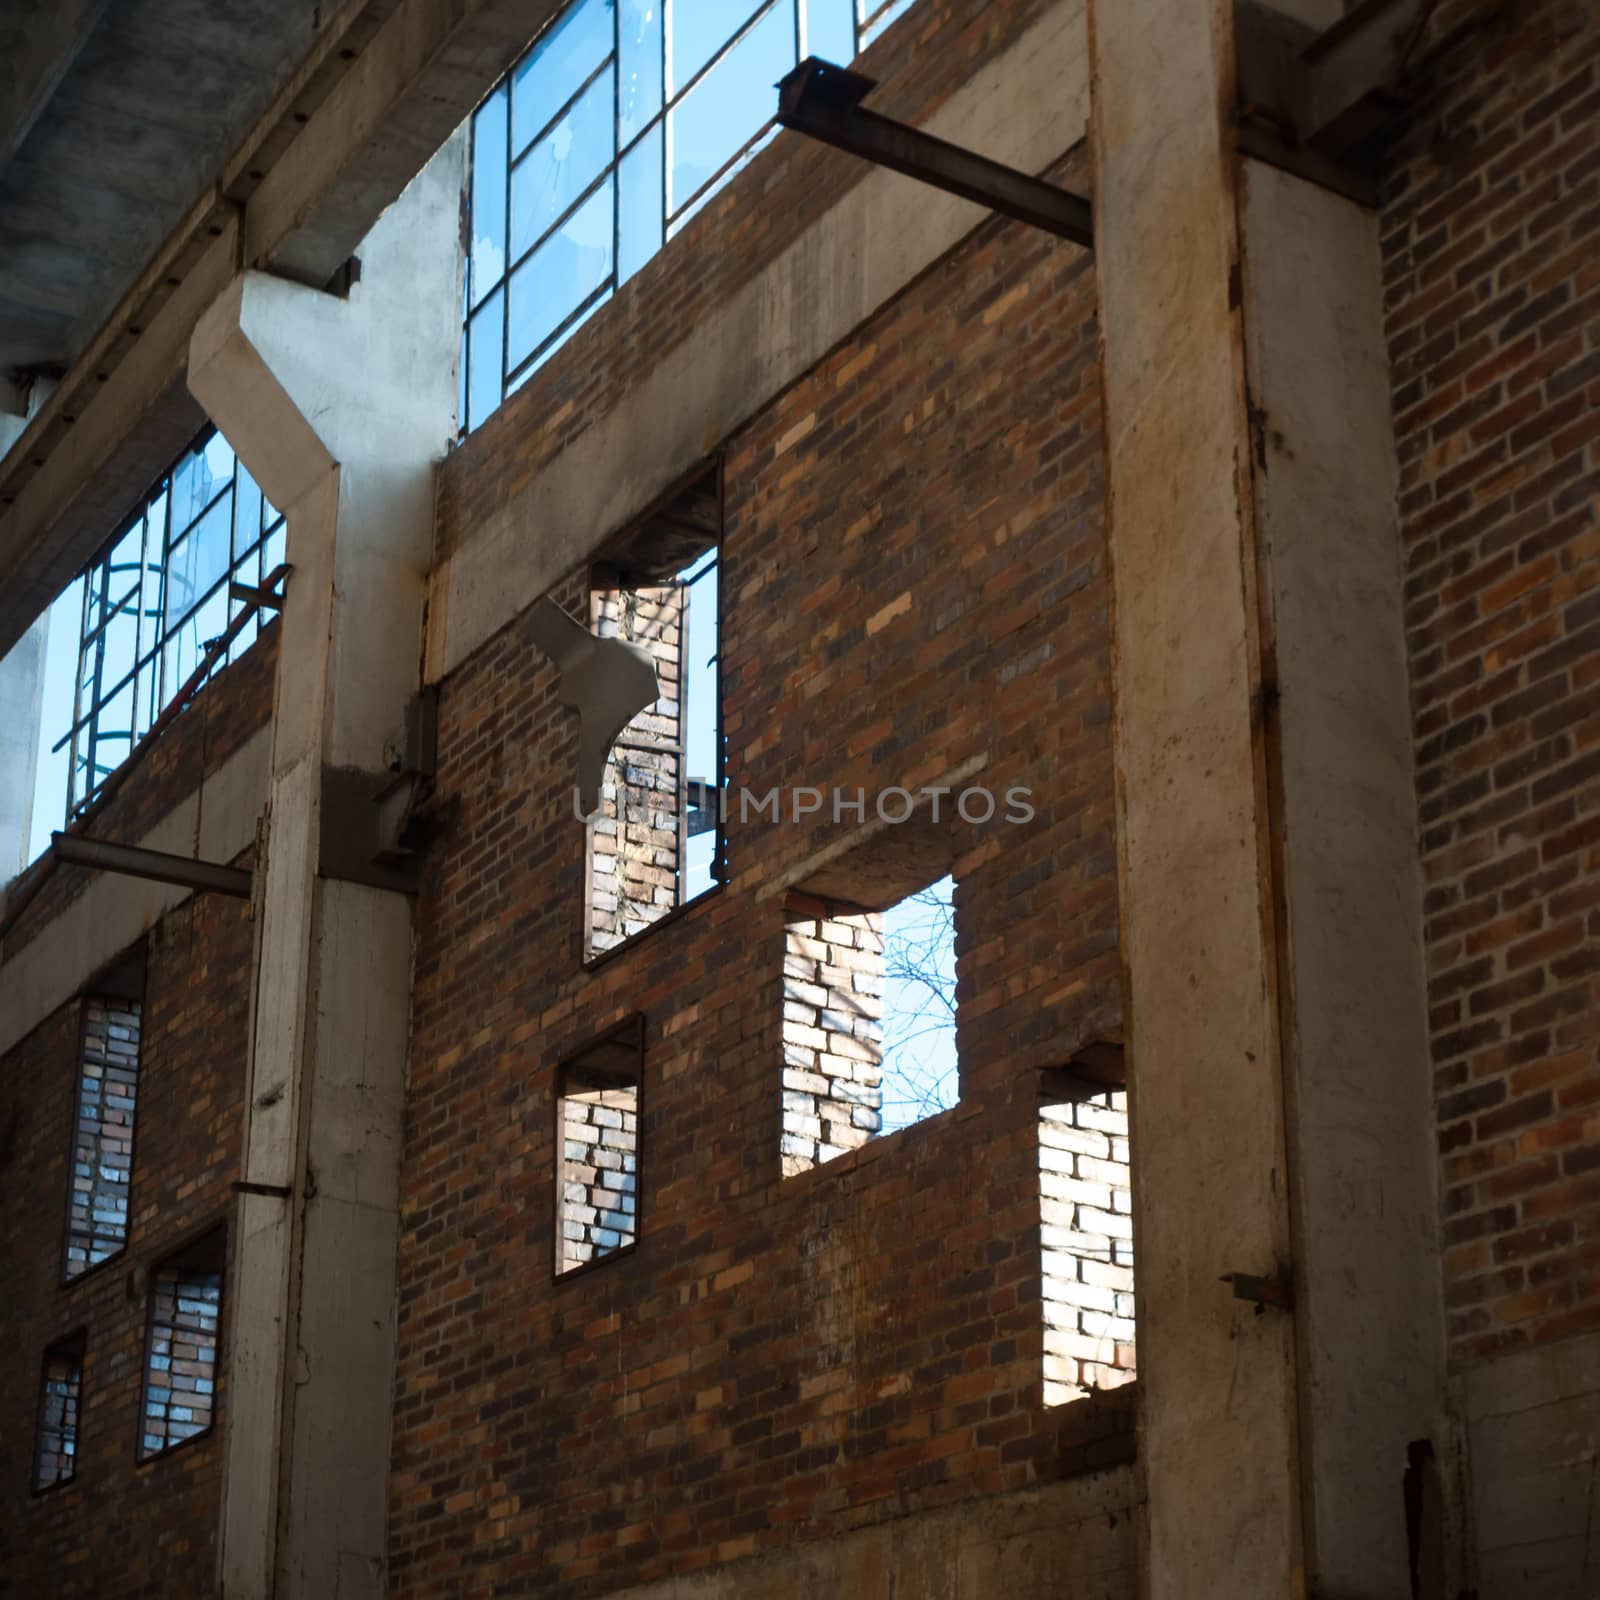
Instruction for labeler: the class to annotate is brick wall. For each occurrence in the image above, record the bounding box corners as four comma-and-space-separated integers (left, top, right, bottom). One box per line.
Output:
394, 82, 1123, 1591
1382, 0, 1600, 1365
0, 885, 251, 1596
782, 910, 886, 1175
1039, 1095, 1135, 1404
559, 1087, 641, 1271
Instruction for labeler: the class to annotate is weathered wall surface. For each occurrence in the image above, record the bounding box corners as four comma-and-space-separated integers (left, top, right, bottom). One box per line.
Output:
392, 103, 1123, 1600
0, 883, 251, 1598
1382, 0, 1600, 1591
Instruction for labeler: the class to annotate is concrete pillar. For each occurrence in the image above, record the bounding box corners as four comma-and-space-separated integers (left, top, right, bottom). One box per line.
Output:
186, 133, 465, 1599
0, 612, 48, 880
1087, 4, 1441, 1596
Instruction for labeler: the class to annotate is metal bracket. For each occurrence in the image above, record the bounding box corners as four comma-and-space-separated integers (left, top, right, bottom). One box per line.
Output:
1234, 0, 1431, 206
1222, 1269, 1296, 1312
318, 687, 442, 894
775, 57, 1094, 247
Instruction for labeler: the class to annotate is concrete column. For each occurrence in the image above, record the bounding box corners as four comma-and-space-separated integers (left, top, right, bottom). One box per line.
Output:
0, 612, 48, 880
1087, 4, 1441, 1596
187, 133, 465, 1599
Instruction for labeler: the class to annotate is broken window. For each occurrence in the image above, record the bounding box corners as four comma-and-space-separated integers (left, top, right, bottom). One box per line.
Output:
63, 995, 142, 1280
33, 1333, 86, 1492
36, 425, 284, 837
586, 466, 722, 956
139, 1229, 224, 1460
556, 1015, 643, 1275
1039, 1054, 1136, 1405
460, 0, 928, 431
782, 874, 960, 1176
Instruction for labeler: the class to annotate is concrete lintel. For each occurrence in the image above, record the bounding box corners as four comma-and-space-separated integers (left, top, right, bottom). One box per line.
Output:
0, 723, 270, 1057
428, 0, 1090, 683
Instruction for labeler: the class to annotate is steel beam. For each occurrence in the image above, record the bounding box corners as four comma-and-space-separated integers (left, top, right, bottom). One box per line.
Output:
775, 58, 1093, 248
50, 832, 253, 898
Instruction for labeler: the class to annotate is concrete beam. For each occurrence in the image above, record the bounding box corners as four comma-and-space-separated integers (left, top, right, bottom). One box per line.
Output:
188, 130, 464, 1600
1089, 2, 1443, 1594
1086, 2, 1302, 1591
0, 0, 549, 662
0, 613, 46, 883
0, 0, 113, 181
429, 0, 1091, 682
1240, 156, 1441, 1596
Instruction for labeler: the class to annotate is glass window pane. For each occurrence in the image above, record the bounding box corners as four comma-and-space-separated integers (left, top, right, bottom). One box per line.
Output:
471, 83, 509, 305
507, 177, 614, 373
511, 0, 613, 158
135, 658, 159, 741
619, 0, 663, 142
508, 287, 613, 392
169, 434, 233, 536
803, 0, 854, 62
467, 287, 505, 434
510, 64, 614, 261
262, 522, 287, 582
100, 595, 139, 694
618, 123, 663, 283
668, 2, 790, 215
233, 462, 263, 561
167, 495, 232, 623
670, 0, 764, 94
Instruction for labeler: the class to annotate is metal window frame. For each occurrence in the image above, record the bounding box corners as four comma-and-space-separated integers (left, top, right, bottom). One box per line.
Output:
462, 0, 920, 432
54, 425, 286, 824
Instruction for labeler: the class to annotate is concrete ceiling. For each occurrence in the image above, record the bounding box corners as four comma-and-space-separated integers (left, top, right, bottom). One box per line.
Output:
0, 0, 321, 389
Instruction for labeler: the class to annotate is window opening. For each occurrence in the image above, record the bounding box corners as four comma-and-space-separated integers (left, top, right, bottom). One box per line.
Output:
556, 1015, 644, 1274
64, 995, 142, 1279
33, 1333, 86, 1492
139, 1229, 225, 1460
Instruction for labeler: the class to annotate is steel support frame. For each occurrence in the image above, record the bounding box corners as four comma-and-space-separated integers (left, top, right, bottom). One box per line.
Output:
775, 57, 1094, 247
50, 832, 252, 898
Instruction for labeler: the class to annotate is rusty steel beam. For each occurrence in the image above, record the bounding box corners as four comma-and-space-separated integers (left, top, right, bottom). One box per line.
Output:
775, 57, 1094, 248
50, 832, 253, 898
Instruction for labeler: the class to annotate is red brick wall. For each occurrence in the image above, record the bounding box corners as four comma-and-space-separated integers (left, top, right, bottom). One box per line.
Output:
1383, 0, 1600, 1366
392, 154, 1124, 1597
0, 886, 251, 1597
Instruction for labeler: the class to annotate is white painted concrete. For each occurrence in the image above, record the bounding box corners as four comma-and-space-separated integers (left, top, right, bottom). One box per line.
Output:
0, 612, 47, 882
428, 0, 1091, 683
188, 130, 465, 1600
0, 722, 270, 1056
1241, 157, 1444, 1596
